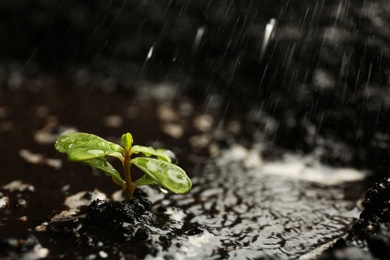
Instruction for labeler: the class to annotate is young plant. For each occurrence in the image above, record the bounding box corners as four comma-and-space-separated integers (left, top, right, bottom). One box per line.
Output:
55, 132, 192, 200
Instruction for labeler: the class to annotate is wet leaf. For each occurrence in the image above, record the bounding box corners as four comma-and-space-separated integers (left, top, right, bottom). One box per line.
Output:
55, 132, 124, 161
132, 157, 191, 194
131, 145, 172, 162
134, 173, 159, 186
156, 149, 176, 163
121, 132, 133, 150
83, 158, 125, 188
67, 146, 122, 161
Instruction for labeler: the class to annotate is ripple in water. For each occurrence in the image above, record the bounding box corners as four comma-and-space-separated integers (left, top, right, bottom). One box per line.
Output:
154, 156, 360, 259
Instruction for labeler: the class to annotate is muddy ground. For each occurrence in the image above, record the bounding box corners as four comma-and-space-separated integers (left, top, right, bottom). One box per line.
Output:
1, 0, 390, 259
0, 81, 382, 259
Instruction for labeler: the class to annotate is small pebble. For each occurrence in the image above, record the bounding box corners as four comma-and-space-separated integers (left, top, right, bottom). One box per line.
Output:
35, 222, 48, 232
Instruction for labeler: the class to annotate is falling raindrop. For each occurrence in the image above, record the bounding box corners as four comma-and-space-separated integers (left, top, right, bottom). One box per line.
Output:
159, 187, 169, 194
260, 18, 277, 61
193, 26, 206, 52
146, 46, 154, 61
164, 150, 177, 164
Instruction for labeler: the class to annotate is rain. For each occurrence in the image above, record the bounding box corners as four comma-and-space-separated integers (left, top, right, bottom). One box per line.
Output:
1, 0, 390, 259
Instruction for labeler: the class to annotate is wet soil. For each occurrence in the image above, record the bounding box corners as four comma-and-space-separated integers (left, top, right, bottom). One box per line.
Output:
1, 0, 390, 259
46, 192, 204, 259
320, 177, 390, 260
0, 83, 372, 259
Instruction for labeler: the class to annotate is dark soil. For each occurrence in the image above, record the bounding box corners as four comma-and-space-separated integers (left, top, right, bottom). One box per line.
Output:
321, 177, 390, 260
45, 191, 204, 259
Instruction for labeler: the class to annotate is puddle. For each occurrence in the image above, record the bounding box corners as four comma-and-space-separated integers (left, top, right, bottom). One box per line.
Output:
0, 84, 373, 258
160, 154, 362, 259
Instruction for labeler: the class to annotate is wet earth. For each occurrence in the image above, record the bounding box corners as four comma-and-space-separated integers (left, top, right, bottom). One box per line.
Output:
2, 0, 390, 259
0, 83, 378, 259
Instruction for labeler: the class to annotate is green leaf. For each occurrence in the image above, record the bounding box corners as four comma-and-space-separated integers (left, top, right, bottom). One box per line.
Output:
132, 157, 192, 194
131, 145, 173, 163
67, 146, 122, 161
121, 132, 133, 150
134, 174, 159, 186
83, 158, 125, 188
55, 132, 124, 161
155, 149, 176, 163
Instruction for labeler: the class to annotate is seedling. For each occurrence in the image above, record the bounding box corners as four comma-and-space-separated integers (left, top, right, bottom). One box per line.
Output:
55, 132, 192, 200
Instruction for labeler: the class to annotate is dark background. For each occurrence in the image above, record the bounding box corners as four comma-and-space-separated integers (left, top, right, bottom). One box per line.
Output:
1, 0, 390, 172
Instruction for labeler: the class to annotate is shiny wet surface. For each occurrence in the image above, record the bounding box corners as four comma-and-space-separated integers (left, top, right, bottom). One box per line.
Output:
159, 159, 361, 259
0, 83, 369, 258
1, 0, 390, 258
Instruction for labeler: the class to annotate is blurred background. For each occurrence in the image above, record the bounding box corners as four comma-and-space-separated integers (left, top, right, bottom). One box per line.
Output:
1, 0, 390, 173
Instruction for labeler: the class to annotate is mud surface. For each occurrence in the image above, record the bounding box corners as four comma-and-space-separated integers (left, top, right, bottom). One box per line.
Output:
0, 84, 369, 259
46, 193, 204, 259
160, 159, 361, 259
1, 0, 390, 259
320, 177, 390, 260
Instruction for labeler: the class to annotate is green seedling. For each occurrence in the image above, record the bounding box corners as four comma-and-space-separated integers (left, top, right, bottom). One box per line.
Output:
55, 132, 192, 200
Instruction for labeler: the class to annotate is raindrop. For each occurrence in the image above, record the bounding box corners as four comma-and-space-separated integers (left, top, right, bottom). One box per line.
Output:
166, 169, 187, 184
146, 160, 158, 172
146, 46, 154, 61
164, 150, 177, 164
260, 18, 277, 61
159, 187, 169, 194
87, 150, 104, 156
193, 26, 206, 52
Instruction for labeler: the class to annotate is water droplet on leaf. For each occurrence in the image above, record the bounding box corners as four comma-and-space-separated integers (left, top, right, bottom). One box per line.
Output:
166, 169, 187, 184
146, 160, 159, 172
87, 149, 105, 156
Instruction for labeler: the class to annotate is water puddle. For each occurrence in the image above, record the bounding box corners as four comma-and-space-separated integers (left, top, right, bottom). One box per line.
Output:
0, 85, 368, 259
156, 148, 363, 259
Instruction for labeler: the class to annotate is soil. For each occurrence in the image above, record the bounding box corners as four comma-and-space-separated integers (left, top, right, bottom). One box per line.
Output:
46, 191, 204, 259
0, 83, 374, 259
1, 0, 390, 259
320, 177, 390, 260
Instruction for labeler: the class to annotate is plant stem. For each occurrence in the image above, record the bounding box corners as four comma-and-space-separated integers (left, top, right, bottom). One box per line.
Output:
123, 149, 135, 199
